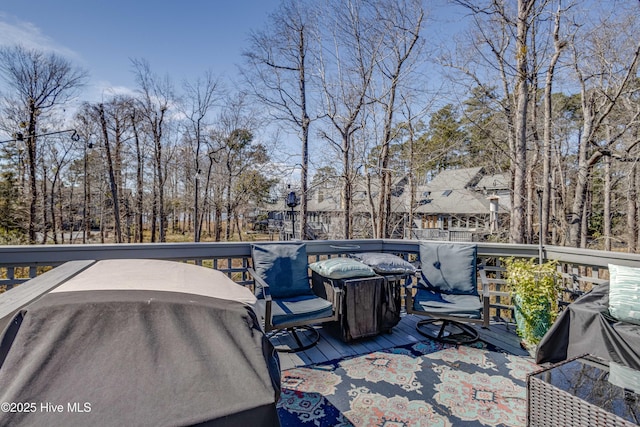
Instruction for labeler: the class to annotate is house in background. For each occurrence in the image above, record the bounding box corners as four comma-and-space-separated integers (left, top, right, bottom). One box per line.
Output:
265, 167, 511, 242
408, 167, 510, 241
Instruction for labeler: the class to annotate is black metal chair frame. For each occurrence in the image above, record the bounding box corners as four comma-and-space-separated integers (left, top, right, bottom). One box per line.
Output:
405, 266, 490, 345
248, 268, 342, 353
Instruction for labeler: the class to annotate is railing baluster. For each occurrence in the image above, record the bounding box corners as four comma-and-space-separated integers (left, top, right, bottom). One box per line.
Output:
1, 240, 638, 322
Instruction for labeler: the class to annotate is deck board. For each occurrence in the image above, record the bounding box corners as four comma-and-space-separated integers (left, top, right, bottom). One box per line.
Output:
275, 314, 530, 370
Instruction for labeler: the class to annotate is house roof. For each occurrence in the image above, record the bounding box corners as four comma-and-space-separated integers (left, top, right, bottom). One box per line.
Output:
414, 188, 493, 215
425, 167, 484, 191
410, 168, 511, 215
477, 173, 510, 191
272, 167, 511, 216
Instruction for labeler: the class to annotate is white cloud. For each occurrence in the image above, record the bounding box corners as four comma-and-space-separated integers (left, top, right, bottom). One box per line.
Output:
0, 13, 80, 61
90, 82, 137, 100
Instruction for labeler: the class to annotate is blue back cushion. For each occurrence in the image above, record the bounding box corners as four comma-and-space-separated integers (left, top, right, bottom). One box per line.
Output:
418, 242, 477, 295
251, 243, 312, 299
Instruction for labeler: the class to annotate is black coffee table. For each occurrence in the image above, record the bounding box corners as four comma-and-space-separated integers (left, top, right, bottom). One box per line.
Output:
528, 354, 640, 426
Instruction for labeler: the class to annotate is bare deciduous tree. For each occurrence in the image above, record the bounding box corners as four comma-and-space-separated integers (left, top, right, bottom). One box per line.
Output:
540, 1, 570, 246
132, 58, 173, 243
370, 0, 424, 238
566, 11, 640, 247
0, 45, 87, 243
317, 0, 378, 239
209, 93, 266, 241
243, 0, 317, 240
181, 71, 223, 242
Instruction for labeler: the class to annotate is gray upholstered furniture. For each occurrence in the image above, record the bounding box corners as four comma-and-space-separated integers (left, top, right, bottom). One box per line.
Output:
405, 242, 489, 344
249, 243, 342, 352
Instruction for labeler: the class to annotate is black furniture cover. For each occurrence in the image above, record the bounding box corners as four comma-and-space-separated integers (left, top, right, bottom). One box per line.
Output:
536, 282, 640, 371
311, 272, 402, 342
0, 259, 281, 427
379, 275, 402, 333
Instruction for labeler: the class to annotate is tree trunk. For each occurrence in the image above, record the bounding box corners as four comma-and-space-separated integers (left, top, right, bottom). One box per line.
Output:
511, 0, 531, 244
225, 168, 233, 241
151, 170, 158, 243
568, 115, 600, 246
83, 143, 90, 244
541, 8, 564, 246
194, 118, 202, 243
132, 112, 144, 243
98, 105, 123, 243
636, 166, 640, 253
299, 28, 310, 241
199, 156, 215, 240
377, 79, 397, 239
41, 166, 48, 244
628, 163, 638, 253
156, 136, 166, 243
50, 170, 60, 244
27, 115, 38, 244
342, 132, 351, 239
604, 155, 612, 251
581, 184, 590, 248
214, 204, 222, 242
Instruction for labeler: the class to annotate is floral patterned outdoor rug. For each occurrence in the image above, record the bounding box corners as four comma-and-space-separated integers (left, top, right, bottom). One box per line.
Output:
276, 340, 539, 427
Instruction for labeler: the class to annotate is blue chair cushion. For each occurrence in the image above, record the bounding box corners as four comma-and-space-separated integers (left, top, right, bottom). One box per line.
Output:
418, 242, 477, 295
413, 288, 482, 319
269, 295, 334, 327
251, 243, 312, 299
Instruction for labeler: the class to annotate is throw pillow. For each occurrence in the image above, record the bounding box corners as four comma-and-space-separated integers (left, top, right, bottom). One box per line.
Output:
608, 263, 640, 326
351, 252, 417, 275
309, 258, 376, 280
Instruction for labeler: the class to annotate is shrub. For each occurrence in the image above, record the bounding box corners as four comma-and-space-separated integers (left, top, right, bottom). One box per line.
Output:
503, 257, 561, 346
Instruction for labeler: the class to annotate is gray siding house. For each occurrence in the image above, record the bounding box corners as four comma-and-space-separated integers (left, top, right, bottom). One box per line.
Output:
266, 167, 510, 241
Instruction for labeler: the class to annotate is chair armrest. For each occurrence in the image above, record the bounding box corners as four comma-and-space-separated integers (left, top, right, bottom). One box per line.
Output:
329, 286, 343, 317
247, 268, 271, 300
403, 271, 421, 289
247, 267, 274, 331
311, 276, 342, 298
478, 266, 486, 294
405, 278, 418, 289
478, 264, 492, 328
405, 277, 417, 315
309, 275, 343, 316
328, 283, 342, 299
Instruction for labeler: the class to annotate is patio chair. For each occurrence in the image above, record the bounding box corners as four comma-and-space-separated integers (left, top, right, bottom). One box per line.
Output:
248, 243, 342, 353
405, 242, 489, 345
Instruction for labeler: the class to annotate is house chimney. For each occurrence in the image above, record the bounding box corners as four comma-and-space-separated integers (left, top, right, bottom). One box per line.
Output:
488, 195, 499, 233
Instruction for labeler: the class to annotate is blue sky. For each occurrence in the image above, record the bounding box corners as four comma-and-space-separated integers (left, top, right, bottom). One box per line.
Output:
0, 1, 280, 99
0, 1, 468, 97
0, 0, 466, 181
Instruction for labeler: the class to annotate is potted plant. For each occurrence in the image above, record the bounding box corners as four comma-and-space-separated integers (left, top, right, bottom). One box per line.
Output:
502, 257, 561, 353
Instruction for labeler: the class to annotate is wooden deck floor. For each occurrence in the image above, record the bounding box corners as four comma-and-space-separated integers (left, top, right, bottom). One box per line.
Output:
273, 314, 531, 370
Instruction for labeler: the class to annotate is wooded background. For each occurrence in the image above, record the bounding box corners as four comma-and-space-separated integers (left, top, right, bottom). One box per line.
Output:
0, 0, 638, 251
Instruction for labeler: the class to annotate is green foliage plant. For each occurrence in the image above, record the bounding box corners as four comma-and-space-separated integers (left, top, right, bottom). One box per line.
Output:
502, 257, 561, 347
0, 229, 28, 245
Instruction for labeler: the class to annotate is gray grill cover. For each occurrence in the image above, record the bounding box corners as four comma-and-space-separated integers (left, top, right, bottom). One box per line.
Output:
0, 260, 281, 427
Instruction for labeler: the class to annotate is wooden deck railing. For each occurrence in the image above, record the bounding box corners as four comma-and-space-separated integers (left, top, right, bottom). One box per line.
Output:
2, 239, 639, 321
